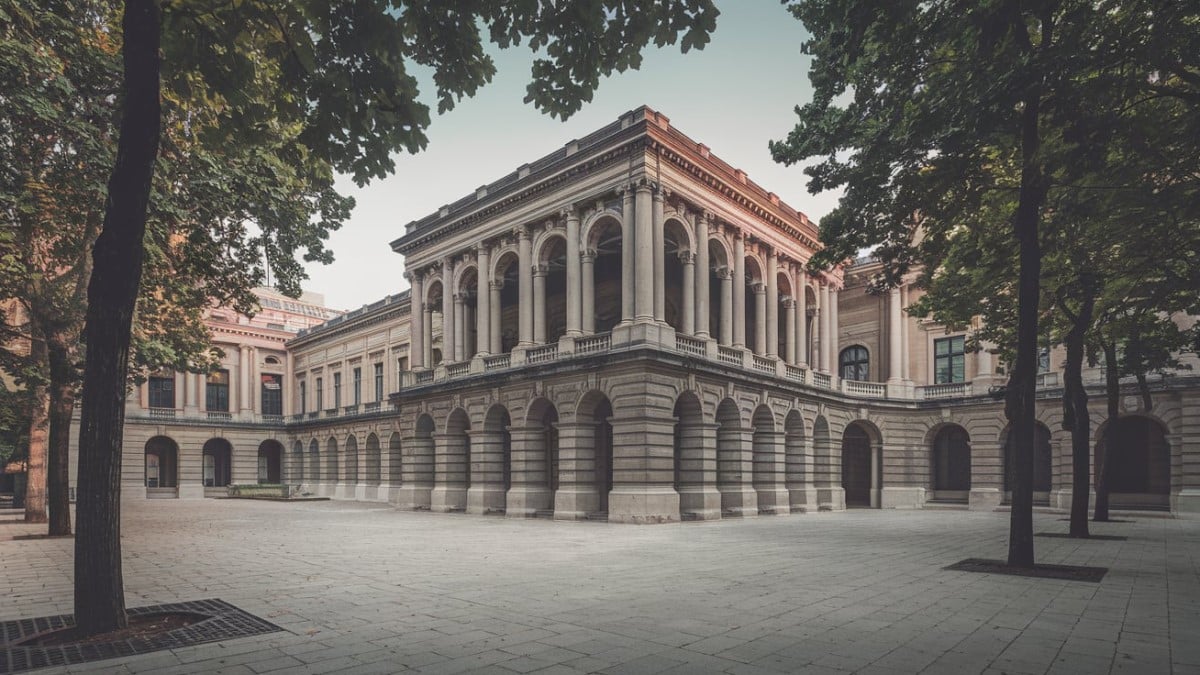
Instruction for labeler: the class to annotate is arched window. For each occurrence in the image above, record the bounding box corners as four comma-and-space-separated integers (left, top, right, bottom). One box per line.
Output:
839, 345, 869, 381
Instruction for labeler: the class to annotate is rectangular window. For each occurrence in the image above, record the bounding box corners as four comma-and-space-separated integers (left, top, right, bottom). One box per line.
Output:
333, 372, 342, 408
299, 380, 306, 413
261, 373, 283, 415
316, 377, 324, 411
205, 369, 230, 412
352, 367, 362, 405
375, 363, 384, 402
934, 336, 967, 384
148, 373, 175, 409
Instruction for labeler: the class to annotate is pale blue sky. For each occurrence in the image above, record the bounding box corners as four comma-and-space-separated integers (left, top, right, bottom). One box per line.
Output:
304, 0, 841, 310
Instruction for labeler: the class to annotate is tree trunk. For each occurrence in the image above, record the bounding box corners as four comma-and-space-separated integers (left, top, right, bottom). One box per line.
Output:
1094, 341, 1118, 521
25, 336, 49, 524
74, 0, 161, 637
46, 329, 76, 536
1062, 284, 1093, 538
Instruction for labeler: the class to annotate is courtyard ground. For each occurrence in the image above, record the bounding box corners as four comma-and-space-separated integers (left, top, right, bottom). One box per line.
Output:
1, 500, 1198, 674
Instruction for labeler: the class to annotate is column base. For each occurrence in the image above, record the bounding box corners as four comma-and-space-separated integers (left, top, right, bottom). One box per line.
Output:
719, 485, 758, 517
880, 486, 925, 509
467, 484, 508, 515
754, 486, 791, 515
611, 321, 675, 350
354, 484, 369, 501
608, 486, 679, 524
430, 486, 467, 512
788, 485, 819, 513
334, 484, 354, 500
178, 485, 205, 500
505, 486, 552, 517
553, 486, 599, 521
678, 486, 722, 520
968, 487, 1002, 511
1172, 489, 1200, 514
393, 484, 432, 510
816, 486, 846, 512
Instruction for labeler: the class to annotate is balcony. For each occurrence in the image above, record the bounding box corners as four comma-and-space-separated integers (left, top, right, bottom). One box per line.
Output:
206, 410, 232, 422
148, 407, 176, 419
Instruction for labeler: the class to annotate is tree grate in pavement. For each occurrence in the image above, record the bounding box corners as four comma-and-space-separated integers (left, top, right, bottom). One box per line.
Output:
944, 558, 1108, 582
0, 599, 282, 674
1035, 532, 1128, 541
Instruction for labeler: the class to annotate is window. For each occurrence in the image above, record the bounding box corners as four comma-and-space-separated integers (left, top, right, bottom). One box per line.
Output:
374, 363, 384, 402
316, 377, 324, 411
205, 369, 230, 412
333, 372, 342, 408
934, 336, 967, 384
299, 380, 306, 413
148, 373, 175, 409
352, 367, 362, 405
839, 346, 870, 381
261, 373, 283, 415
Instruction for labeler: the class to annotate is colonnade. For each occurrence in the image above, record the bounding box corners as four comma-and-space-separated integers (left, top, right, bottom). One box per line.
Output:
405, 182, 844, 372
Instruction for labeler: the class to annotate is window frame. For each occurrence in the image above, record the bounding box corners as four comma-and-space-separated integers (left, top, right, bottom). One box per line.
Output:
205, 369, 230, 412
148, 373, 175, 409
934, 335, 967, 384
839, 345, 870, 382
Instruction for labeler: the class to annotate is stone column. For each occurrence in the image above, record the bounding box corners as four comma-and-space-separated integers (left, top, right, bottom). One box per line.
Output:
634, 182, 654, 321
283, 352, 294, 416
552, 422, 598, 520
786, 435, 818, 512
423, 307, 434, 365
183, 370, 198, 414
476, 247, 491, 356
565, 207, 582, 336
518, 228, 534, 345
442, 258, 455, 361
717, 421, 758, 517
652, 187, 666, 323
766, 253, 779, 358
719, 268, 733, 346
453, 293, 465, 362
532, 264, 547, 344
733, 232, 746, 348
608, 402, 680, 523
409, 272, 424, 368
888, 287, 903, 382
489, 281, 502, 354
784, 298, 797, 365
797, 271, 808, 367
829, 283, 840, 373
466, 429, 506, 514
694, 212, 711, 338
506, 425, 552, 517
677, 422, 722, 520
430, 432, 468, 512
581, 250, 596, 334
819, 283, 831, 372
977, 342, 994, 378
239, 346, 253, 414
680, 251, 695, 335
753, 429, 790, 515
620, 187, 634, 324
900, 286, 911, 380
753, 283, 767, 355
395, 432, 433, 510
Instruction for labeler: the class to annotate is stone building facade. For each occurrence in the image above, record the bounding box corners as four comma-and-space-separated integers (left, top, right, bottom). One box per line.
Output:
93, 107, 1199, 519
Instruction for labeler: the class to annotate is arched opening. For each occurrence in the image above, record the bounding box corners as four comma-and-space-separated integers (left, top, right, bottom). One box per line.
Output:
493, 251, 521, 354
804, 285, 818, 366
307, 439, 319, 484
144, 436, 179, 497
526, 398, 560, 508
365, 433, 382, 486
325, 437, 339, 495
744, 258, 764, 354
536, 236, 568, 344
673, 391, 708, 518
455, 266, 479, 360
931, 425, 971, 501
1095, 416, 1171, 509
777, 272, 793, 360
424, 280, 445, 366
345, 435, 360, 488
202, 438, 233, 493
1002, 422, 1052, 504
708, 240, 731, 346
483, 404, 513, 510
433, 408, 471, 512
716, 398, 754, 516
257, 440, 283, 484
784, 410, 808, 511
588, 216, 623, 333
291, 440, 305, 483
387, 432, 402, 486
578, 392, 613, 515
840, 345, 870, 382
752, 405, 786, 514
812, 416, 837, 509
841, 423, 873, 507
663, 218, 691, 333
403, 414, 436, 509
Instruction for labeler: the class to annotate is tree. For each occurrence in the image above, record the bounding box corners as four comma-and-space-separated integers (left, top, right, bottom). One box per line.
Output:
771, 0, 1200, 566
71, 0, 718, 636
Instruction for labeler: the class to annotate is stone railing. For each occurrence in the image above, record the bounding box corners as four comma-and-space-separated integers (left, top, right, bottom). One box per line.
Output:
148, 407, 176, 419
415, 370, 434, 384
843, 379, 886, 398
343, 404, 360, 415
446, 361, 470, 378
785, 364, 807, 383
324, 408, 339, 418
752, 354, 775, 374
812, 371, 832, 389
364, 402, 380, 413
717, 345, 742, 366
206, 411, 232, 422
484, 353, 511, 370
919, 382, 972, 399
527, 343, 559, 364
576, 333, 611, 355
261, 414, 285, 424
675, 334, 706, 357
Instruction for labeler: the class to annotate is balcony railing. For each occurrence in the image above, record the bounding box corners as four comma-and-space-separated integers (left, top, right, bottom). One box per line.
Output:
785, 364, 807, 383
919, 382, 971, 399
484, 353, 510, 370
324, 408, 339, 418
717, 345, 742, 366
843, 379, 886, 398
415, 370, 434, 384
261, 414, 284, 424
576, 333, 611, 355
812, 372, 832, 389
446, 361, 470, 378
675, 334, 705, 357
364, 402, 380, 413
752, 354, 775, 374
148, 407, 176, 419
527, 343, 559, 364
343, 404, 360, 415
206, 410, 232, 422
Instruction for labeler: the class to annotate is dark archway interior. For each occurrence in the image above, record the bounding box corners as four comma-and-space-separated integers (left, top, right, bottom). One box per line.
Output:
202, 438, 233, 488
258, 440, 283, 484
1096, 416, 1170, 495
145, 437, 178, 488
933, 426, 971, 494
842, 424, 871, 506
592, 219, 623, 333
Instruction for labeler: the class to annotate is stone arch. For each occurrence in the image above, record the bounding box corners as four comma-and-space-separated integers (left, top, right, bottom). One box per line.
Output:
453, 264, 480, 360
707, 236, 733, 346
490, 249, 522, 354
387, 432, 402, 486
716, 398, 755, 517
663, 216, 694, 333
1001, 422, 1052, 504
202, 438, 233, 491
842, 421, 882, 508
752, 404, 787, 515
365, 433, 382, 487
582, 209, 623, 250
291, 440, 305, 483
812, 415, 839, 509
257, 440, 283, 484
476, 404, 512, 514
307, 438, 320, 484
1094, 414, 1171, 509
398, 414, 436, 510
584, 214, 623, 333
673, 390, 715, 520
344, 434, 360, 487
744, 256, 766, 354
423, 278, 446, 366
533, 233, 568, 343
576, 391, 614, 515
776, 271, 794, 359
929, 423, 971, 501
431, 408, 471, 512
325, 437, 339, 495
144, 436, 179, 494
784, 410, 809, 511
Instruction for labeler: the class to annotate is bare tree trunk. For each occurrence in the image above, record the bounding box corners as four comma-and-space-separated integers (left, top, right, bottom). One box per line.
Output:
74, 0, 161, 637
25, 335, 48, 524
1062, 283, 1093, 538
1094, 341, 1118, 521
46, 329, 76, 536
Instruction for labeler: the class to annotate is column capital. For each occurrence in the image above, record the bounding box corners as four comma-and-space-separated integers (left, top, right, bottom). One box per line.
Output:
716, 266, 732, 280
532, 264, 549, 277
678, 251, 695, 264
514, 225, 531, 240
476, 242, 491, 256
490, 279, 505, 291
702, 210, 716, 225
581, 249, 597, 262
782, 296, 795, 309
403, 270, 413, 282
732, 228, 745, 241
561, 205, 579, 221
633, 177, 658, 194
752, 281, 766, 294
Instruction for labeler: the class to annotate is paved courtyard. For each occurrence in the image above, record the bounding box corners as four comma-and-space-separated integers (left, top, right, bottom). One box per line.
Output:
2, 501, 1198, 674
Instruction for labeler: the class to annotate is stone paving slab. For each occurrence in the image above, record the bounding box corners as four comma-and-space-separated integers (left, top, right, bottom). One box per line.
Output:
1, 500, 1197, 674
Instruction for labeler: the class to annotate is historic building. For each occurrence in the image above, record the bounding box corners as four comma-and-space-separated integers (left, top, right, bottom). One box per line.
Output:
77, 106, 1199, 519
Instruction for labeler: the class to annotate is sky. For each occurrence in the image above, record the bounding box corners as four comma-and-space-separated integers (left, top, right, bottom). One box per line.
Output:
302, 0, 843, 311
